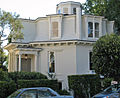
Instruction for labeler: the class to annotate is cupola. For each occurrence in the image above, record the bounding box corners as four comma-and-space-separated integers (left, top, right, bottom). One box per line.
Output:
56, 1, 81, 15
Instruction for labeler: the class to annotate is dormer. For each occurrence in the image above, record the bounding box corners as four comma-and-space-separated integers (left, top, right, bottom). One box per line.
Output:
56, 1, 81, 15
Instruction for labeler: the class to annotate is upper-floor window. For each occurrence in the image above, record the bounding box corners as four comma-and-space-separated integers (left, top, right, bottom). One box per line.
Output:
58, 9, 61, 14
52, 22, 58, 37
63, 8, 68, 14
73, 8, 76, 14
95, 23, 99, 38
49, 52, 55, 73
88, 22, 99, 38
88, 22, 93, 37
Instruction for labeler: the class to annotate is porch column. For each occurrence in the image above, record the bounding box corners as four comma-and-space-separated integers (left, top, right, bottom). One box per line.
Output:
34, 53, 38, 72
8, 53, 11, 72
15, 55, 17, 71
18, 54, 22, 72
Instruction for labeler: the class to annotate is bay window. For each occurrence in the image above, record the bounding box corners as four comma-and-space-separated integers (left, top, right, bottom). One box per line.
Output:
88, 22, 99, 38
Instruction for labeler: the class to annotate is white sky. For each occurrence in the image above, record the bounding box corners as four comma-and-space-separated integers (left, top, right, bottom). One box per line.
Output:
0, 0, 86, 19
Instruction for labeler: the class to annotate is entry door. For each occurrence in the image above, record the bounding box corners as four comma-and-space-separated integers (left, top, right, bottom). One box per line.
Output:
21, 58, 31, 72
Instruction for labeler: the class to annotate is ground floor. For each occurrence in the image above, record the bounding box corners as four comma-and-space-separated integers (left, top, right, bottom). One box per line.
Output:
5, 40, 95, 89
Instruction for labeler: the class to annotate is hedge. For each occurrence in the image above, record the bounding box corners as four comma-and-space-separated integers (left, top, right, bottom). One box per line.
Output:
17, 79, 59, 91
68, 74, 101, 98
0, 81, 16, 98
8, 72, 47, 80
0, 71, 11, 81
102, 78, 113, 89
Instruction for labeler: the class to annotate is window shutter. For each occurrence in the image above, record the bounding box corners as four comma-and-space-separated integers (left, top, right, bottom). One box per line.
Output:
52, 22, 58, 37
63, 8, 68, 14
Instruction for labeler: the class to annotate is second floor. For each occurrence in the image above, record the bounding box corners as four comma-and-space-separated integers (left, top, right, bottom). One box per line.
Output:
16, 1, 114, 43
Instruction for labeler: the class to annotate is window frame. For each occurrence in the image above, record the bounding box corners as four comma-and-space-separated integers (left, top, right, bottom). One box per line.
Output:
51, 22, 59, 38
88, 22, 93, 38
89, 51, 93, 70
87, 21, 100, 39
95, 22, 99, 38
48, 51, 56, 74
73, 8, 76, 14
63, 8, 68, 14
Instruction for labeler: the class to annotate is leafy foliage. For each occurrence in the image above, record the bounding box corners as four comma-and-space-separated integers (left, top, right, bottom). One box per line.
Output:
83, 0, 120, 33
0, 70, 11, 81
68, 74, 101, 98
17, 79, 59, 91
8, 71, 47, 80
92, 34, 120, 80
0, 48, 7, 71
0, 81, 16, 98
0, 9, 23, 41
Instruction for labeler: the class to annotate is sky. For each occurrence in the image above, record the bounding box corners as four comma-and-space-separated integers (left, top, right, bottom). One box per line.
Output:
0, 0, 86, 19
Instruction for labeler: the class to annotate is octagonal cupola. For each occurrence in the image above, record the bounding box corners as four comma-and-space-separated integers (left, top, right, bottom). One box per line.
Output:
56, 1, 81, 15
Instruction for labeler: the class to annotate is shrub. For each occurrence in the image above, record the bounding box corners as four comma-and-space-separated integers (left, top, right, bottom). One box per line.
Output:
0, 81, 16, 98
0, 70, 11, 81
102, 78, 113, 89
58, 90, 70, 95
68, 74, 101, 98
8, 72, 47, 80
17, 79, 59, 91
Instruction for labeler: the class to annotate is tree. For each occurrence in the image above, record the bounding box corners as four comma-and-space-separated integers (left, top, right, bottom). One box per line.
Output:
0, 9, 23, 42
0, 48, 7, 71
92, 34, 120, 81
83, 0, 120, 33
0, 9, 23, 71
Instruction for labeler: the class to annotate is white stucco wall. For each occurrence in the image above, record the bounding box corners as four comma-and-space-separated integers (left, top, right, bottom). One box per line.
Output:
62, 16, 77, 39
21, 20, 36, 42
35, 19, 49, 41
20, 14, 114, 43
39, 45, 76, 89
76, 44, 93, 74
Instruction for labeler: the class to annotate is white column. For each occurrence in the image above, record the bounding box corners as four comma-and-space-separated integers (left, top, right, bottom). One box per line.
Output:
15, 55, 17, 71
93, 17, 95, 38
34, 53, 38, 72
85, 16, 88, 39
99, 18, 102, 37
76, 8, 82, 39
48, 16, 51, 40
18, 54, 21, 72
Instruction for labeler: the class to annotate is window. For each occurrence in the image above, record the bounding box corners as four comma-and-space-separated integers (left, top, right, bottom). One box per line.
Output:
89, 52, 93, 70
49, 52, 55, 73
19, 90, 37, 98
52, 22, 58, 37
73, 8, 76, 14
95, 23, 99, 38
88, 22, 99, 38
88, 22, 93, 37
38, 89, 57, 97
58, 9, 61, 14
63, 8, 68, 14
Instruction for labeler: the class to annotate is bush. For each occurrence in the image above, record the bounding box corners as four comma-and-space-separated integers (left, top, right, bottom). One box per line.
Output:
17, 79, 59, 91
8, 72, 47, 80
68, 74, 101, 98
58, 90, 70, 95
102, 78, 113, 89
0, 81, 16, 98
0, 70, 11, 81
